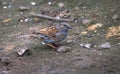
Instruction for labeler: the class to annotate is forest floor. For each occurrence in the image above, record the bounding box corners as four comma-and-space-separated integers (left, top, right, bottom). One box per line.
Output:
0, 0, 120, 74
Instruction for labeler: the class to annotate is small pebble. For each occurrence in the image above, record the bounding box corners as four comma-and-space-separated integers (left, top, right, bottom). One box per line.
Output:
41, 42, 46, 45
0, 71, 9, 74
31, 2, 36, 6
57, 46, 71, 53
17, 47, 29, 56
58, 2, 65, 8
3, 6, 7, 9
66, 40, 73, 44
82, 19, 92, 25
112, 15, 119, 20
24, 18, 30, 22
48, 2, 52, 5
99, 42, 111, 49
2, 2, 12, 9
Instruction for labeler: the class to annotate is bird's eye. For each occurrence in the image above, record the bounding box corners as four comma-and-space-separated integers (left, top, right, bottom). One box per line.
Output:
63, 24, 66, 27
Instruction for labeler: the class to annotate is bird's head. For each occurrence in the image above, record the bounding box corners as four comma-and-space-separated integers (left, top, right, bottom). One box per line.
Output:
58, 22, 72, 31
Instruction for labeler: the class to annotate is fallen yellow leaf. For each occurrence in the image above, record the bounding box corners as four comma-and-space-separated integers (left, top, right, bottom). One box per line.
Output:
106, 26, 120, 39
2, 18, 12, 23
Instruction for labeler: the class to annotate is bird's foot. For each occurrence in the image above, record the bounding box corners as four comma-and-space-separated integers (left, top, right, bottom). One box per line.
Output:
47, 44, 60, 51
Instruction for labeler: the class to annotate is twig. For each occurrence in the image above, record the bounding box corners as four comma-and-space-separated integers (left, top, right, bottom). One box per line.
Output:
30, 13, 74, 22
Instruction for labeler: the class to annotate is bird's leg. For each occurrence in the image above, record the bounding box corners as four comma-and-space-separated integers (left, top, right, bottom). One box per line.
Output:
47, 44, 58, 50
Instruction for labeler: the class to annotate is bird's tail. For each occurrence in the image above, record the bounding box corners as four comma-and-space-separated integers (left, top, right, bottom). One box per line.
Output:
32, 31, 41, 35
30, 32, 42, 40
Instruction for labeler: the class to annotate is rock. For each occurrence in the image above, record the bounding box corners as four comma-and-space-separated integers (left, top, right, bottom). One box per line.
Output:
0, 57, 12, 66
112, 15, 119, 20
99, 42, 111, 49
84, 44, 93, 49
82, 19, 92, 25
0, 71, 10, 74
80, 43, 93, 49
48, 2, 52, 5
66, 40, 73, 44
57, 46, 71, 53
2, 2, 12, 9
17, 46, 29, 56
31, 2, 36, 6
58, 2, 65, 8
73, 18, 78, 23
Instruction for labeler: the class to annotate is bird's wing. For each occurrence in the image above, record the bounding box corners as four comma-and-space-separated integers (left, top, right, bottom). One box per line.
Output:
38, 26, 58, 34
34, 26, 59, 39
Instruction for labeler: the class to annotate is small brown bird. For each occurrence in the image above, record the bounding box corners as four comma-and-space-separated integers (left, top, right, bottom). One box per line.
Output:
32, 22, 72, 50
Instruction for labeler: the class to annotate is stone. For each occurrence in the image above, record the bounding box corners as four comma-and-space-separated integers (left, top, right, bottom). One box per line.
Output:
82, 19, 92, 25
57, 46, 71, 53
112, 15, 118, 20
58, 2, 65, 8
31, 2, 36, 6
66, 40, 73, 44
17, 46, 29, 56
0, 71, 9, 74
80, 43, 93, 49
99, 42, 111, 49
83, 44, 93, 49
48, 2, 52, 5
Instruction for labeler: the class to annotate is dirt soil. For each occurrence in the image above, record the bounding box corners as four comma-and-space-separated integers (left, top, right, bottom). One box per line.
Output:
0, 0, 120, 74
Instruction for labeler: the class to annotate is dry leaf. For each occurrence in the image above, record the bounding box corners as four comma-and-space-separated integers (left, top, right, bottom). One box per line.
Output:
2, 18, 12, 23
81, 23, 103, 35
87, 23, 103, 31
106, 26, 120, 39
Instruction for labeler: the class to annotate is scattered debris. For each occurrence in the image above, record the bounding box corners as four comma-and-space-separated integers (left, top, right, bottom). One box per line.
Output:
74, 18, 78, 23
31, 2, 36, 6
17, 46, 29, 56
99, 42, 111, 49
2, 2, 12, 9
48, 10, 59, 17
30, 13, 73, 22
105, 26, 120, 39
58, 2, 65, 8
112, 15, 119, 20
18, 17, 32, 23
57, 9, 70, 18
80, 43, 94, 49
18, 6, 30, 11
57, 46, 71, 53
